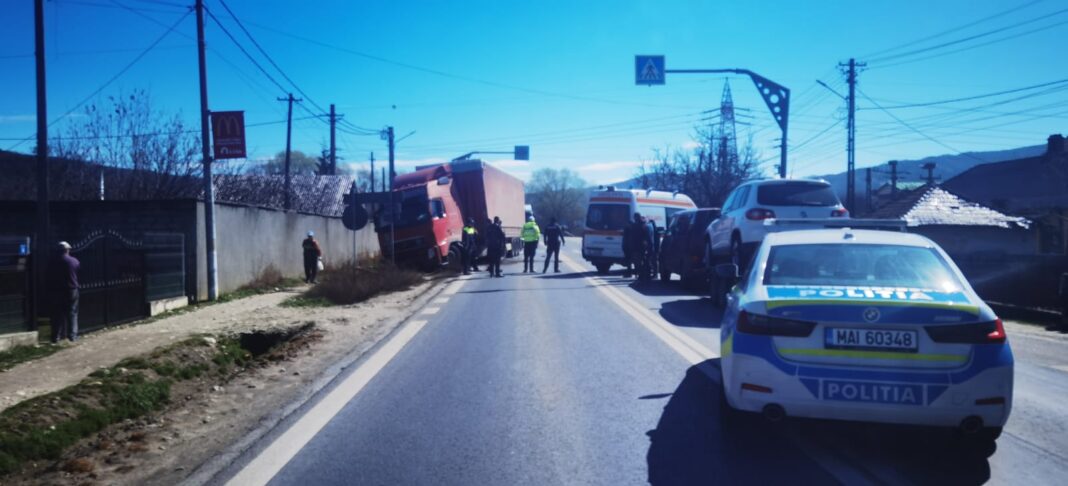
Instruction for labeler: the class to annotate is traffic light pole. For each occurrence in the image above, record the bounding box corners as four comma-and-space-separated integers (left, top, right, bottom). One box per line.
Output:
663, 68, 789, 178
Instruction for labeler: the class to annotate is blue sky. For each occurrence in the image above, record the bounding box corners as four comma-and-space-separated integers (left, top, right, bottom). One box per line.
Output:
2, 0, 1066, 184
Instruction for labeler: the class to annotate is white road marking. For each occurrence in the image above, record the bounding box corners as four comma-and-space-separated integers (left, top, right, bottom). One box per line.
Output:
560, 254, 716, 363
560, 252, 874, 485
433, 297, 449, 305
225, 279, 466, 485
421, 306, 440, 315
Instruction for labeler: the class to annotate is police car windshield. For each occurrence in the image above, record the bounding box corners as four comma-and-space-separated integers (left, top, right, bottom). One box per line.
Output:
763, 244, 963, 291
586, 204, 630, 230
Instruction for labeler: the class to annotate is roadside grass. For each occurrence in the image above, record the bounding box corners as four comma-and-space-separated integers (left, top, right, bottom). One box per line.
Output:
295, 258, 423, 306
0, 345, 62, 372
0, 334, 254, 476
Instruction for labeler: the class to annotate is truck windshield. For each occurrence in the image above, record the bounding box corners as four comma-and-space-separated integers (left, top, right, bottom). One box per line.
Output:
763, 243, 963, 292
377, 191, 431, 229
586, 204, 630, 231
757, 182, 839, 207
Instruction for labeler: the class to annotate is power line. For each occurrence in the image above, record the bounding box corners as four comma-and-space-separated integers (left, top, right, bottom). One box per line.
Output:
870, 17, 1068, 70
861, 0, 1045, 59
212, 0, 379, 135
5, 9, 191, 151
857, 88, 986, 163
868, 5, 1068, 64
859, 78, 1068, 110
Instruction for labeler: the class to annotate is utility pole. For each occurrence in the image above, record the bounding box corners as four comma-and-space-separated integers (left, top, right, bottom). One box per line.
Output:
195, 0, 218, 301
369, 152, 375, 192
385, 126, 396, 264
33, 0, 49, 327
865, 167, 872, 215
327, 104, 342, 175
840, 58, 865, 213
380, 167, 386, 192
922, 162, 936, 185
889, 160, 899, 199
278, 93, 301, 210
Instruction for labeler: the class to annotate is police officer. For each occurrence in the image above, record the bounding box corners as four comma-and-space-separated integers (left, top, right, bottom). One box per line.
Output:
485, 217, 506, 277
521, 215, 541, 273
461, 218, 479, 275
542, 217, 565, 273
637, 216, 655, 281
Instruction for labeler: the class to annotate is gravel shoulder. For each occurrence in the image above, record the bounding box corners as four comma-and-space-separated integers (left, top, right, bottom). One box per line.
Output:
0, 276, 449, 485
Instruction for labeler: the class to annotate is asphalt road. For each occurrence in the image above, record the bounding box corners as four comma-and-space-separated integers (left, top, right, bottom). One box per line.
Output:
219, 239, 1068, 485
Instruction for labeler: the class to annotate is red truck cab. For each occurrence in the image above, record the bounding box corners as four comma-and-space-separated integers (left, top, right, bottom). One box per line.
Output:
375, 160, 524, 270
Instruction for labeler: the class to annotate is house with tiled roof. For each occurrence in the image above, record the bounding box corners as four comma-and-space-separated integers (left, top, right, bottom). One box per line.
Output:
869, 184, 1034, 258
942, 134, 1068, 255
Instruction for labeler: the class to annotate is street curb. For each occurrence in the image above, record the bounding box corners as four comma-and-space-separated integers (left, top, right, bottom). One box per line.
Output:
181, 275, 458, 486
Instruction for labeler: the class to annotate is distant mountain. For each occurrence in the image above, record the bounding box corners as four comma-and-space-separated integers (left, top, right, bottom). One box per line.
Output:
810, 145, 1046, 201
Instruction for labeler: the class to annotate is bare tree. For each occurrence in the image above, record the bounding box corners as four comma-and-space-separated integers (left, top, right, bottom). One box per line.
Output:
249, 150, 320, 176
636, 126, 762, 207
50, 90, 201, 198
526, 168, 588, 229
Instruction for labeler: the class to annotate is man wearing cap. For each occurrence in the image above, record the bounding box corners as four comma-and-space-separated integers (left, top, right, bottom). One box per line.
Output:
50, 241, 80, 343
302, 231, 322, 284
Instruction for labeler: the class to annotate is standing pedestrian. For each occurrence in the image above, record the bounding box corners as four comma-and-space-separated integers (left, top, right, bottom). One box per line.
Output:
637, 216, 655, 281
485, 217, 506, 277
542, 217, 565, 273
302, 231, 322, 284
50, 241, 80, 343
520, 215, 541, 273
622, 216, 635, 278
625, 213, 646, 278
461, 218, 479, 275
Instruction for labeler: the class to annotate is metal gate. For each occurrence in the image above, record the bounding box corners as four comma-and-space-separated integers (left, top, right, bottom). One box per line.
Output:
70, 230, 146, 332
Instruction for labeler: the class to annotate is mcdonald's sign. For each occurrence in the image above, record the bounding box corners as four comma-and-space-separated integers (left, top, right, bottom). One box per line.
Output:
210, 111, 247, 159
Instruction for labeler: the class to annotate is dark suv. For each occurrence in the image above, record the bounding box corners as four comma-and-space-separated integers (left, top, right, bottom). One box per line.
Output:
659, 208, 720, 286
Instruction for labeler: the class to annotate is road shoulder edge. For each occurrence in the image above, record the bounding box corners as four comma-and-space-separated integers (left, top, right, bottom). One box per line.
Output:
181, 275, 458, 486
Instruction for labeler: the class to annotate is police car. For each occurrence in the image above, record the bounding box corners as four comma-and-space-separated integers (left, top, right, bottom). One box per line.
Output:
717, 227, 1013, 441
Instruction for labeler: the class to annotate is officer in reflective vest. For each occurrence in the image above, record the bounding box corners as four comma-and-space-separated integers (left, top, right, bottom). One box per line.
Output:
521, 216, 541, 273
461, 218, 479, 275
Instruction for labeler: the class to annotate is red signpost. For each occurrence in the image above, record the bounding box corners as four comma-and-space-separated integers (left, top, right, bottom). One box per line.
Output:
210, 111, 246, 159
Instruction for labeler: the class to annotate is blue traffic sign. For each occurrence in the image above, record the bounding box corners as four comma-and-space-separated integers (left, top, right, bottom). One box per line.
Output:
635, 55, 665, 85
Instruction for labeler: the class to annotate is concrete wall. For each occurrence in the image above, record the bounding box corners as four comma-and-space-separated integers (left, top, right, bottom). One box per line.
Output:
194, 202, 379, 299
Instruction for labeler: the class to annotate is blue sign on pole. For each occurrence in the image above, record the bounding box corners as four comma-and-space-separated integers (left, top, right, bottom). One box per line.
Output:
635, 55, 665, 85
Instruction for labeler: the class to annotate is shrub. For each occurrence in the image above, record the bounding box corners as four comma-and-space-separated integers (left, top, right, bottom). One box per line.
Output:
243, 264, 285, 291
306, 258, 422, 305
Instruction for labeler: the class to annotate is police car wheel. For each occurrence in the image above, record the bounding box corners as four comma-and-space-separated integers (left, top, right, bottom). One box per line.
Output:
595, 263, 611, 275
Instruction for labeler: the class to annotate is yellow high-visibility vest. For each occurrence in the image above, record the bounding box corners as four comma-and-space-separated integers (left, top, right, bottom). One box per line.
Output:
463, 226, 476, 235
521, 221, 541, 242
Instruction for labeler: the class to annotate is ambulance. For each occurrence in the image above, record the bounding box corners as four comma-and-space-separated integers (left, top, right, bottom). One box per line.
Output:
581, 187, 696, 274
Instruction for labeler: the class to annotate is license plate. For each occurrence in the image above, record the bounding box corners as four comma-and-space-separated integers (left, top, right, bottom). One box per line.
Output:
825, 328, 918, 352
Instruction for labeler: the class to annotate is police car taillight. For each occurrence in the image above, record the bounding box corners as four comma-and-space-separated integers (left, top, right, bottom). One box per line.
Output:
925, 319, 1006, 344
745, 208, 776, 221
738, 311, 816, 337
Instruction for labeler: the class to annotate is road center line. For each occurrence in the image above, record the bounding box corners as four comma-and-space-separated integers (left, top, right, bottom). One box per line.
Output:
225, 280, 466, 485
560, 254, 717, 364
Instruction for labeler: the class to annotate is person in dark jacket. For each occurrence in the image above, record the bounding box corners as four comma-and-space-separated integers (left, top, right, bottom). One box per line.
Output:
50, 241, 80, 343
461, 218, 479, 275
622, 217, 635, 278
485, 217, 506, 277
627, 214, 654, 281
302, 231, 322, 283
542, 217, 565, 273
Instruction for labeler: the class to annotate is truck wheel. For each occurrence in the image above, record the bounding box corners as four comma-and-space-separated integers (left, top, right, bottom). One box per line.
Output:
595, 263, 611, 275
446, 246, 463, 273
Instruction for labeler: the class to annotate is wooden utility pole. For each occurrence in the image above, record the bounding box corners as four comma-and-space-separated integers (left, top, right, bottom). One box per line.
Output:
865, 167, 872, 214
327, 104, 342, 175
195, 0, 218, 300
922, 162, 937, 185
386, 126, 395, 263
33, 0, 49, 326
889, 160, 899, 199
278, 93, 301, 210
369, 152, 375, 192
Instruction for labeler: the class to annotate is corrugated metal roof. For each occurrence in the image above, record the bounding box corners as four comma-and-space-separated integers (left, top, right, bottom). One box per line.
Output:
870, 185, 1030, 229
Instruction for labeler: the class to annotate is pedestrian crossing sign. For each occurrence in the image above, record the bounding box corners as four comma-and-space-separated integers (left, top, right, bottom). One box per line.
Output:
635, 55, 665, 85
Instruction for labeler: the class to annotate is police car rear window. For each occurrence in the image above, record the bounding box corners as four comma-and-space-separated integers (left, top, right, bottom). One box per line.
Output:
757, 182, 839, 207
763, 244, 963, 291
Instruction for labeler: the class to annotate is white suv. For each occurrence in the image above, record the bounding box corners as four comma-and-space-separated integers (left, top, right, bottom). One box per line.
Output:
705, 179, 847, 270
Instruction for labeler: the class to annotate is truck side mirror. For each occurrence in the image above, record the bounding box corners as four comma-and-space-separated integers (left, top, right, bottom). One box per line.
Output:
714, 263, 739, 279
